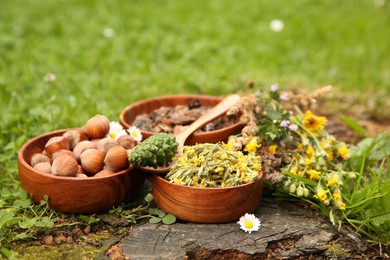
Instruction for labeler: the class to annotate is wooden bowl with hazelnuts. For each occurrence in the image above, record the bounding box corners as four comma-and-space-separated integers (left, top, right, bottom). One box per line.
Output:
17, 115, 145, 213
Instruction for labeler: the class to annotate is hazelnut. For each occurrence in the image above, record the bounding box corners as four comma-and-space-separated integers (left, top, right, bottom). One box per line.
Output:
85, 114, 110, 139
51, 154, 78, 177
80, 149, 105, 175
52, 149, 74, 161
96, 138, 119, 155
117, 135, 137, 149
33, 162, 52, 174
94, 169, 114, 177
73, 140, 96, 162
104, 146, 129, 172
30, 153, 50, 167
45, 136, 70, 158
63, 128, 89, 149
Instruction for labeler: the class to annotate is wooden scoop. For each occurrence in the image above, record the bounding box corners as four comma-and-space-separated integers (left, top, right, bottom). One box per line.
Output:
137, 94, 241, 174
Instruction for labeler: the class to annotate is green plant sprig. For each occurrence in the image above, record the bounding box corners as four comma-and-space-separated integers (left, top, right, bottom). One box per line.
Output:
109, 193, 176, 225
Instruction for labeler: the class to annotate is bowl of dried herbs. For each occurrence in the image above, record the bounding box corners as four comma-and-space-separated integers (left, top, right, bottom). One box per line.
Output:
152, 143, 264, 223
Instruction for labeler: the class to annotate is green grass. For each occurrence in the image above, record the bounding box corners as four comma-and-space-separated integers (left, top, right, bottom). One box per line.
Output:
0, 0, 390, 255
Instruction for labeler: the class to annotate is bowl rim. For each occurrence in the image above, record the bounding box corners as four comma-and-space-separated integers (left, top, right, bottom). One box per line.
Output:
119, 94, 243, 137
18, 128, 133, 181
153, 171, 264, 191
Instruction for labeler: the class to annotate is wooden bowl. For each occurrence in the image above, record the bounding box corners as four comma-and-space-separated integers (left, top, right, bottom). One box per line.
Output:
119, 94, 243, 144
152, 172, 264, 223
17, 129, 145, 213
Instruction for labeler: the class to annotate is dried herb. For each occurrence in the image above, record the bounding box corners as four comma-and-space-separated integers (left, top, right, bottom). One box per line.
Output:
165, 143, 262, 187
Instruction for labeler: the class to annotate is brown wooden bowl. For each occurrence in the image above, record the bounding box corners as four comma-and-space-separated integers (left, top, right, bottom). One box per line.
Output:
152, 172, 264, 223
17, 129, 145, 213
119, 94, 243, 144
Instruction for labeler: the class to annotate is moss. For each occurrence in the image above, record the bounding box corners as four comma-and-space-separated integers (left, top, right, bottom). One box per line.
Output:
11, 229, 116, 260
12, 244, 100, 260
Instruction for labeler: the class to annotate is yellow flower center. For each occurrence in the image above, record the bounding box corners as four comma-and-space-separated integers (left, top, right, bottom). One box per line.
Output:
245, 221, 254, 229
109, 133, 116, 139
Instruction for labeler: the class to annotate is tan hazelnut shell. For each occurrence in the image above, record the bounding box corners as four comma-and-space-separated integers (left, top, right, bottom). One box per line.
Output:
45, 136, 70, 158
30, 153, 50, 167
104, 146, 129, 172
51, 154, 78, 177
63, 128, 89, 149
80, 149, 105, 175
33, 162, 52, 174
85, 114, 110, 139
73, 140, 96, 162
96, 138, 119, 155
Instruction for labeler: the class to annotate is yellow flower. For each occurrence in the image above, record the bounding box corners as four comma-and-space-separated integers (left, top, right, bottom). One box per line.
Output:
314, 189, 328, 201
305, 157, 312, 166
326, 149, 334, 161
244, 140, 261, 154
290, 167, 297, 175
338, 202, 346, 210
302, 110, 327, 136
338, 145, 351, 160
307, 169, 321, 180
223, 140, 234, 151
268, 144, 278, 154
334, 199, 346, 210
297, 143, 304, 150
327, 176, 339, 186
333, 191, 342, 201
305, 146, 314, 157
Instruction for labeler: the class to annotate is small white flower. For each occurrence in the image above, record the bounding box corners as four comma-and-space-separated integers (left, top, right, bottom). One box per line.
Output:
280, 92, 289, 101
373, 0, 385, 7
270, 19, 284, 32
108, 121, 127, 140
289, 124, 299, 131
128, 126, 143, 142
102, 27, 114, 38
237, 213, 261, 234
280, 120, 290, 127
270, 83, 279, 92
43, 73, 56, 82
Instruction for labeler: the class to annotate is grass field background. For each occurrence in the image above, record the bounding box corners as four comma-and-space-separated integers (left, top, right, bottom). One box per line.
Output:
1, 0, 389, 133
1, 1, 390, 177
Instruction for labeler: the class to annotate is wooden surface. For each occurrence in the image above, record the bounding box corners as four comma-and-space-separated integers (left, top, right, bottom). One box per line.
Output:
99, 181, 369, 259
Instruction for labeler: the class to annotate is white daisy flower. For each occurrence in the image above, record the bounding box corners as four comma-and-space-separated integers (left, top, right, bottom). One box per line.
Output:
43, 73, 56, 82
270, 19, 284, 32
108, 121, 127, 140
102, 27, 114, 38
237, 213, 261, 234
128, 126, 143, 142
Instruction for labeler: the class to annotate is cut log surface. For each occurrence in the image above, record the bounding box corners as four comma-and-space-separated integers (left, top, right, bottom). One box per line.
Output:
113, 184, 366, 259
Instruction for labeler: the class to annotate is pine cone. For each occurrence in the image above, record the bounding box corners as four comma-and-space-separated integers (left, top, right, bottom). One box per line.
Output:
128, 133, 178, 167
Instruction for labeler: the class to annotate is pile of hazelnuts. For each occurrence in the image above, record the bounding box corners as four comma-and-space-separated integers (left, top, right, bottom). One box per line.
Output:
29, 114, 138, 178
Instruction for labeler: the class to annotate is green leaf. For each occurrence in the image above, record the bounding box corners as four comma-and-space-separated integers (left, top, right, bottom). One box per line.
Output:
149, 217, 161, 224
148, 208, 160, 215
338, 115, 369, 138
0, 211, 15, 229
162, 214, 176, 225
35, 216, 54, 228
79, 215, 100, 225
18, 217, 36, 229
156, 209, 166, 218
12, 199, 31, 209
